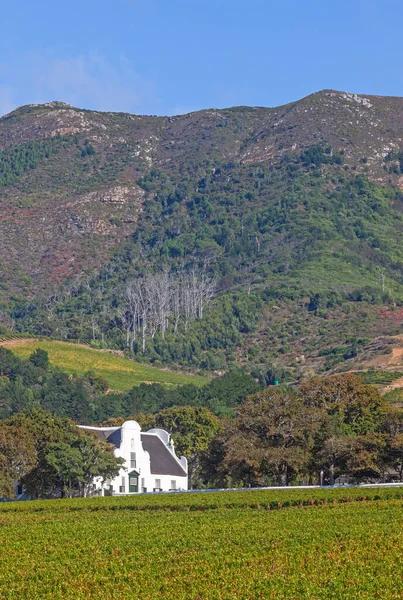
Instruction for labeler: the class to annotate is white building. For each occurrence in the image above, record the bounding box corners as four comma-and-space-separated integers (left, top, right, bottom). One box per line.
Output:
79, 420, 188, 495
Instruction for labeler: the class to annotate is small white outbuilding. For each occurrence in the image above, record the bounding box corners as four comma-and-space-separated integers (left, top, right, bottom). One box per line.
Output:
79, 420, 188, 495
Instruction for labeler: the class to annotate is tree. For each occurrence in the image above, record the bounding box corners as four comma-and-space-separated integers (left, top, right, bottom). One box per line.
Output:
300, 375, 387, 483
388, 433, 403, 481
70, 435, 124, 497
121, 269, 216, 352
40, 368, 92, 423
45, 442, 84, 498
315, 431, 386, 484
7, 409, 79, 498
200, 370, 261, 413
0, 409, 123, 498
381, 404, 403, 480
46, 435, 124, 497
299, 374, 385, 435
308, 293, 325, 312
0, 423, 35, 498
318, 433, 355, 485
223, 387, 322, 486
198, 433, 228, 489
142, 406, 220, 488
29, 348, 49, 370
344, 432, 388, 482
256, 364, 288, 387
0, 346, 22, 379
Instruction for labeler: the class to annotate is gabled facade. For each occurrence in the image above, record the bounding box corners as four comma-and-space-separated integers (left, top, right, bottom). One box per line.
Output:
79, 420, 188, 495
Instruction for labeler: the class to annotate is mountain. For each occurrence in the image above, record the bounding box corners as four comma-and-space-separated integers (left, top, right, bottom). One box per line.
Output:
2, 90, 403, 380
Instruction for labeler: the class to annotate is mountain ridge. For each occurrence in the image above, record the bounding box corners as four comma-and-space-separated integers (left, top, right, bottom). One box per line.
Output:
5, 87, 403, 117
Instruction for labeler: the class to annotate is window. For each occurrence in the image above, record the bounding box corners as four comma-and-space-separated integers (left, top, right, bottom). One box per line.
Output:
129, 474, 138, 493
170, 480, 176, 490
130, 452, 136, 468
119, 476, 125, 494
154, 479, 161, 492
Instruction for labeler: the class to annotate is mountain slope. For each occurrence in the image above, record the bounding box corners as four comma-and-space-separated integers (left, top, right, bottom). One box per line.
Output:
2, 90, 403, 377
1, 89, 403, 295
0, 339, 207, 390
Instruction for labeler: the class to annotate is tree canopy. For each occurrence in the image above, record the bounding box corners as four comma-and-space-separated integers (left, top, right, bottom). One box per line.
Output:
202, 375, 402, 488
0, 409, 123, 499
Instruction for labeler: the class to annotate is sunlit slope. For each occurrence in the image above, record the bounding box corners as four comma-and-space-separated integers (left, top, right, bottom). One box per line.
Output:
3, 339, 207, 391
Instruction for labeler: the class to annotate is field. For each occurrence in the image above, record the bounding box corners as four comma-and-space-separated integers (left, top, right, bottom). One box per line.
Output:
1, 487, 403, 599
0, 339, 207, 391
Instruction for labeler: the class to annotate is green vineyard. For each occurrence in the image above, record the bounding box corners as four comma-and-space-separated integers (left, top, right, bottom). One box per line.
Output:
355, 370, 403, 385
0, 339, 207, 390
1, 487, 403, 599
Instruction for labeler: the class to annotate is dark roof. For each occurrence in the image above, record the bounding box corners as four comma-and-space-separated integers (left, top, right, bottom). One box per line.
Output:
82, 427, 121, 447
141, 433, 187, 477
107, 429, 121, 447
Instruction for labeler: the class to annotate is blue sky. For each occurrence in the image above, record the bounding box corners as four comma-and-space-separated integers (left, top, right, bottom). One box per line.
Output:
1, 0, 403, 116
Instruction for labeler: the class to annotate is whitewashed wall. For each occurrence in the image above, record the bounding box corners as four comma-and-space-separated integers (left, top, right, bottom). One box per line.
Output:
89, 421, 188, 495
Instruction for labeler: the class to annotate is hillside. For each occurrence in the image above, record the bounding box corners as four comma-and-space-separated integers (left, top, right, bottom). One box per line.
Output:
0, 339, 207, 391
1, 89, 403, 297
2, 90, 403, 377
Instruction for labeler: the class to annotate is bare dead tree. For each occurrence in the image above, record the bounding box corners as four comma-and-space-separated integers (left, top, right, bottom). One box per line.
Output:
121, 282, 140, 351
121, 268, 216, 351
85, 283, 100, 342
171, 278, 182, 334
198, 272, 216, 319
153, 271, 171, 340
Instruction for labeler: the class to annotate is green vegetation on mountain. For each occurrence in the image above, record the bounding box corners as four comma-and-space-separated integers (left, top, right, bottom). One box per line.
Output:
0, 135, 73, 189
2, 90, 403, 377
0, 345, 257, 423
4, 339, 207, 390
11, 157, 402, 377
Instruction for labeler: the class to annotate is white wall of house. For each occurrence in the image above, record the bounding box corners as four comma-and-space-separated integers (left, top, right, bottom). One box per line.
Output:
81, 421, 188, 495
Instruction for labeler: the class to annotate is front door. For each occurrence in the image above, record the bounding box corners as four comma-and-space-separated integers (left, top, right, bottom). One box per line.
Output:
128, 470, 139, 493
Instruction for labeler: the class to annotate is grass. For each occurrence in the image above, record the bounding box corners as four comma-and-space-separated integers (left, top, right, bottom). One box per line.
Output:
383, 388, 403, 404
296, 251, 381, 291
356, 370, 403, 385
1, 488, 403, 599
3, 339, 207, 391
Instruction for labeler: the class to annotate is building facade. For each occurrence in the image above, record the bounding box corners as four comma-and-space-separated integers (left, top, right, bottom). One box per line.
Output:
79, 420, 188, 495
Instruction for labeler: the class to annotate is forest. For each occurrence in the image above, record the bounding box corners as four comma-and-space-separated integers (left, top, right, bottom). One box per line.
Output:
1, 346, 403, 496
0, 135, 72, 188
3, 145, 403, 380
